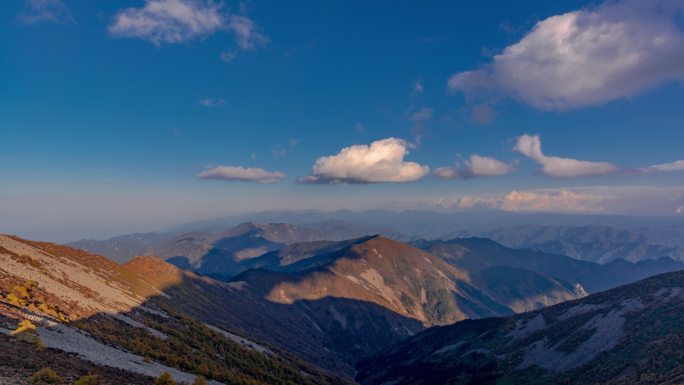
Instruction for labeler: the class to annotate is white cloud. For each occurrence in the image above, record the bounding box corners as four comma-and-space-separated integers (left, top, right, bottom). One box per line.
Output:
433, 189, 606, 213
448, 0, 684, 110
302, 138, 429, 184
433, 167, 459, 180
498, 190, 605, 212
434, 154, 515, 179
109, 0, 224, 45
109, 0, 267, 51
198, 98, 226, 107
514, 134, 618, 178
642, 160, 684, 173
21, 0, 74, 24
198, 165, 285, 183
426, 185, 684, 216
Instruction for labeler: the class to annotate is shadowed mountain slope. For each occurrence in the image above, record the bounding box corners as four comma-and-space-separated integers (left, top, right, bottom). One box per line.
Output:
356, 269, 684, 385
230, 236, 583, 326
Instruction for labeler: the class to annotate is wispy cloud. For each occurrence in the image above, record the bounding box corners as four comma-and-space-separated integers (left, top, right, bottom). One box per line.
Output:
514, 135, 618, 178
407, 107, 433, 123
434, 154, 515, 179
220, 50, 238, 62
20, 0, 74, 24
109, 0, 267, 56
448, 0, 684, 110
301, 138, 429, 184
197, 165, 285, 183
413, 79, 424, 94
641, 160, 684, 173
226, 14, 268, 50
198, 98, 226, 107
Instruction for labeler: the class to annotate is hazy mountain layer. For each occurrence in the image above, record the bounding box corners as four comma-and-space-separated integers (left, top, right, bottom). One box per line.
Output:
417, 237, 684, 293
70, 212, 684, 266
483, 225, 684, 263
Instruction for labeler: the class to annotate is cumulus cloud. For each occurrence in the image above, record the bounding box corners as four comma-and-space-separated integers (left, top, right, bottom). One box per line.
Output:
20, 0, 74, 24
198, 98, 226, 107
302, 138, 429, 184
515, 134, 618, 178
109, 0, 267, 51
434, 154, 515, 179
198, 165, 285, 183
448, 0, 684, 110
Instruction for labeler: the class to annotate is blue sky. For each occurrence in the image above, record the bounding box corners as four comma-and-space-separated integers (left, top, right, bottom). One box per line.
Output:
1, 0, 684, 241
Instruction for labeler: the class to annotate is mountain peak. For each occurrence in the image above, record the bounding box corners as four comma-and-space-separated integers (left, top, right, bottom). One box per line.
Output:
123, 255, 183, 289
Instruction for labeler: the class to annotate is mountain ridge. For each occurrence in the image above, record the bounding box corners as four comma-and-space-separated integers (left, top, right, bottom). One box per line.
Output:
356, 269, 684, 385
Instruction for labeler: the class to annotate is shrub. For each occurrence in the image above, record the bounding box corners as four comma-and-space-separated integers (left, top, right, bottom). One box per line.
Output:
29, 367, 62, 384
6, 292, 26, 307
11, 319, 36, 335
193, 376, 209, 385
74, 374, 100, 385
15, 285, 30, 299
154, 372, 177, 385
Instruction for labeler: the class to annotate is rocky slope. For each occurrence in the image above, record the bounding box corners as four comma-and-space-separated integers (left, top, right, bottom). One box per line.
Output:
0, 234, 345, 385
232, 236, 512, 326
356, 270, 684, 385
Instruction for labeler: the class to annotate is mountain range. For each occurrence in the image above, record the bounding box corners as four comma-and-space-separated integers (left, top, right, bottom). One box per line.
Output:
69, 211, 684, 265
5, 226, 684, 383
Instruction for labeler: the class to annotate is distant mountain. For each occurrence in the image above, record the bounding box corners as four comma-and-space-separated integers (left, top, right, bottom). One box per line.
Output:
166, 210, 684, 248
69, 222, 353, 270
72, 212, 684, 266
482, 225, 684, 263
415, 237, 684, 294
356, 269, 684, 385
68, 221, 393, 272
